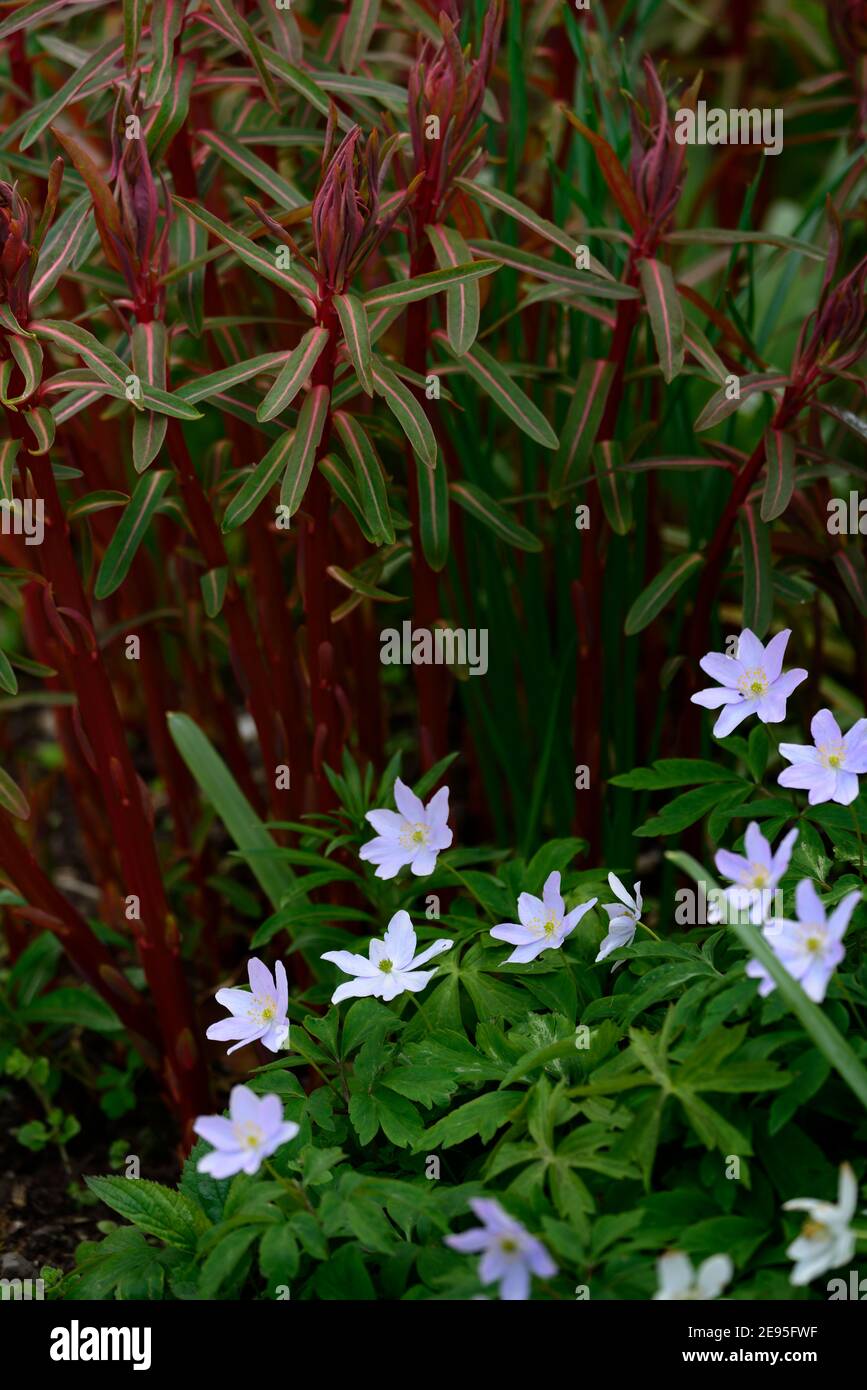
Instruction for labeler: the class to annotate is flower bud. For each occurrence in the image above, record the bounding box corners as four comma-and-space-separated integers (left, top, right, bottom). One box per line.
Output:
0, 182, 34, 322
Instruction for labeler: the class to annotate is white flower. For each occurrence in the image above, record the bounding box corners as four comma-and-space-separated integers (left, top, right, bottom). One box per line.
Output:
444, 1198, 557, 1300
711, 822, 798, 925
321, 910, 452, 1004
490, 871, 597, 965
359, 777, 452, 879
778, 708, 867, 806
653, 1251, 733, 1300
783, 1163, 858, 1286
745, 879, 859, 1003
193, 1085, 299, 1179
691, 628, 807, 739
205, 957, 289, 1055
596, 873, 642, 962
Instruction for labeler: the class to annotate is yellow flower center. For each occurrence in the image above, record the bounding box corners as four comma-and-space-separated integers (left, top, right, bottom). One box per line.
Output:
543, 919, 558, 936
499, 1237, 519, 1254
805, 934, 823, 952
738, 667, 768, 699
235, 1122, 264, 1149
818, 741, 845, 770
400, 822, 430, 849
802, 1219, 827, 1240
378, 958, 393, 973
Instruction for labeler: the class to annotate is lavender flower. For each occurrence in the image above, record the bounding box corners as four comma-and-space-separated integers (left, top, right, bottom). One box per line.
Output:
205, 958, 289, 1055
711, 823, 798, 925
745, 879, 860, 1003
491, 871, 597, 964
445, 1198, 556, 1301
778, 708, 867, 805
359, 777, 452, 879
596, 873, 642, 962
193, 1085, 299, 1179
321, 910, 452, 1004
691, 627, 807, 738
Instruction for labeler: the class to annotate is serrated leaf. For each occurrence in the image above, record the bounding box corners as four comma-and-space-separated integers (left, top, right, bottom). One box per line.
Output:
85, 1176, 208, 1251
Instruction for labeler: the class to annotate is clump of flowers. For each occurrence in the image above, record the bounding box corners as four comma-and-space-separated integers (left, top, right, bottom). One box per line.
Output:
746, 880, 859, 1003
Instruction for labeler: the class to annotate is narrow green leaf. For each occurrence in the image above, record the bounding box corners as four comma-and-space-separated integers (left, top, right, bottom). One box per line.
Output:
171, 198, 317, 316
333, 413, 393, 544
222, 430, 295, 532
594, 441, 632, 535
144, 0, 183, 106
340, 0, 381, 72
639, 258, 684, 383
434, 331, 557, 449
450, 480, 541, 552
761, 429, 795, 522
362, 261, 498, 313
334, 294, 373, 396
372, 357, 437, 470
200, 567, 229, 619
426, 223, 481, 356
257, 327, 329, 422
0, 766, 30, 820
95, 471, 172, 600
417, 444, 449, 570
549, 359, 614, 505
624, 552, 703, 637
131, 321, 168, 474
280, 386, 330, 515
738, 504, 772, 638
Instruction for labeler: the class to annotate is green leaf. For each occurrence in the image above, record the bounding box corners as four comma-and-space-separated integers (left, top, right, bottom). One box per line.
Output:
0, 766, 30, 820
548, 359, 615, 506
594, 440, 632, 535
171, 198, 316, 316
612, 759, 742, 791
257, 327, 329, 422
131, 321, 168, 473
639, 258, 684, 383
332, 413, 393, 544
434, 331, 557, 449
199, 130, 304, 210
31, 320, 137, 400
362, 260, 499, 313
372, 356, 437, 470
280, 385, 330, 515
426, 224, 481, 356
761, 429, 795, 522
222, 429, 294, 531
0, 646, 19, 696
417, 440, 449, 570
199, 1227, 260, 1299
738, 503, 772, 638
340, 0, 381, 72
635, 783, 747, 836
200, 566, 229, 618
414, 1092, 523, 1150
624, 552, 703, 636
84, 1176, 209, 1251
144, 0, 183, 105
19, 987, 120, 1032
449, 480, 541, 552
168, 713, 295, 909
94, 471, 172, 600
695, 373, 788, 433
334, 293, 373, 396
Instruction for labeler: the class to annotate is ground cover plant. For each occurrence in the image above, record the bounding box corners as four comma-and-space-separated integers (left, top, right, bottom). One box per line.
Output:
0, 0, 865, 1303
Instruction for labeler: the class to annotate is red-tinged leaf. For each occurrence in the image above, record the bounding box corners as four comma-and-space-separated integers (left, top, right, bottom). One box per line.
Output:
222, 430, 295, 532
417, 442, 449, 571
132, 322, 168, 474
426, 224, 481, 356
548, 359, 615, 506
170, 207, 206, 338
147, 56, 195, 165
334, 293, 373, 396
200, 567, 229, 619
372, 357, 437, 470
333, 413, 393, 544
21, 37, 124, 151
30, 195, 92, 307
738, 504, 773, 638
664, 228, 825, 261
208, 0, 280, 111
621, 456, 733, 473
470, 240, 634, 298
25, 407, 56, 456
833, 549, 867, 618
171, 198, 317, 316
327, 565, 400, 603
594, 441, 632, 535
6, 336, 43, 405
95, 471, 173, 600
450, 481, 541, 553
0, 0, 70, 41
683, 321, 728, 384
178, 351, 296, 406
0, 440, 21, 501
0, 766, 30, 821
625, 552, 704, 637
0, 646, 17, 694
280, 386, 330, 516
318, 454, 376, 544
144, 0, 183, 105
695, 374, 789, 433
434, 331, 557, 450
257, 328, 330, 422
341, 0, 381, 72
123, 0, 146, 70
639, 258, 684, 384
761, 429, 796, 522
561, 110, 644, 233
198, 131, 304, 210
455, 176, 603, 265
362, 261, 498, 313
48, 125, 125, 273
66, 491, 130, 521
30, 320, 135, 399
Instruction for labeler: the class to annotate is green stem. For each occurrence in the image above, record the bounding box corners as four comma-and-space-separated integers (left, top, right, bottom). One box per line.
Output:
850, 806, 864, 882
